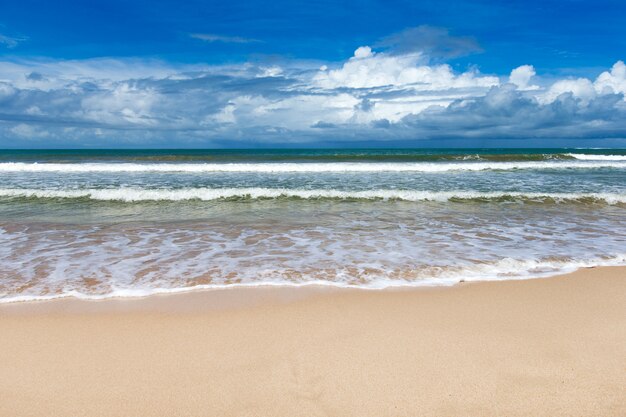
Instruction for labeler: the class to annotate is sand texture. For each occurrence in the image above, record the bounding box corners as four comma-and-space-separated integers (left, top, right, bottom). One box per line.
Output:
1, 267, 625, 416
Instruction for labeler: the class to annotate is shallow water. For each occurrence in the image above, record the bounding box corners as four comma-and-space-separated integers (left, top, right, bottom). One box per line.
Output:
1, 148, 625, 302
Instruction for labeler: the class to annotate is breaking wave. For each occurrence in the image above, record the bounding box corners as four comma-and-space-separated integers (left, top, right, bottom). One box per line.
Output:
0, 160, 625, 173
1, 187, 625, 204
567, 153, 626, 161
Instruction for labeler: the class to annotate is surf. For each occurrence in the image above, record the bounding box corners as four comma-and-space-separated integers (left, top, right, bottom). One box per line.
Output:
0, 160, 625, 173
0, 187, 625, 204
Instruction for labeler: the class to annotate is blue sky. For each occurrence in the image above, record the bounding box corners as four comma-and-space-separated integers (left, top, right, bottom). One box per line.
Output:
1, 0, 626, 147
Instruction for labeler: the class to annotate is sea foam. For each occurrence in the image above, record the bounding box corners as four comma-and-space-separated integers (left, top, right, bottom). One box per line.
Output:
567, 153, 626, 161
0, 160, 625, 173
0, 188, 625, 204
1, 254, 624, 303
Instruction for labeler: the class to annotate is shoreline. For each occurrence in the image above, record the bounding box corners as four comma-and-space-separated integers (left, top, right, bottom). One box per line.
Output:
1, 266, 625, 416
2, 262, 625, 308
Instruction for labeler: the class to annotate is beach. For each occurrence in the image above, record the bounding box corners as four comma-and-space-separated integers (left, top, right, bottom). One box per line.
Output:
1, 266, 624, 416
2, 0, 626, 414
1, 149, 624, 415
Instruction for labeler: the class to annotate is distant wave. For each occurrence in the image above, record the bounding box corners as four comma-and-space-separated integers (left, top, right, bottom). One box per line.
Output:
1, 188, 625, 204
566, 154, 626, 161
0, 160, 625, 173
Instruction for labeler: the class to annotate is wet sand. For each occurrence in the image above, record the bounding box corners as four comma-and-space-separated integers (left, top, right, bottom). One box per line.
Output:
1, 267, 625, 416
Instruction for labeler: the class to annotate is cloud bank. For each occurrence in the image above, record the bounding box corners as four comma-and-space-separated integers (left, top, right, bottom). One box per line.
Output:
0, 39, 625, 147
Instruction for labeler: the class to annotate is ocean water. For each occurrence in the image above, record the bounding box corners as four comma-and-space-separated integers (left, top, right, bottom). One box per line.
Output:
0, 148, 625, 302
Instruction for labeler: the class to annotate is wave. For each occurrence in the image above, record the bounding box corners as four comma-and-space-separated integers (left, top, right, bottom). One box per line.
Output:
566, 154, 626, 161
2, 255, 625, 303
126, 153, 574, 162
1, 187, 625, 204
0, 160, 625, 173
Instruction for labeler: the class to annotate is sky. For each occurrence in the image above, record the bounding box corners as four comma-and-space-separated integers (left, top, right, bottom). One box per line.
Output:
0, 0, 625, 148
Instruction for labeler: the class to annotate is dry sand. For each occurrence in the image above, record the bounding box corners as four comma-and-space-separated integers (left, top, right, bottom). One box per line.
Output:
0, 267, 625, 416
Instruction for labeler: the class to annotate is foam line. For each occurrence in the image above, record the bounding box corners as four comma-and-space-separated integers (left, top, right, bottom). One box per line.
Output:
1, 255, 624, 303
567, 154, 626, 161
0, 160, 625, 173
0, 188, 625, 203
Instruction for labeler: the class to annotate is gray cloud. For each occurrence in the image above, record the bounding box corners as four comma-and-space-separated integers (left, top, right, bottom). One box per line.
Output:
375, 25, 482, 59
371, 119, 391, 129
311, 121, 337, 129
399, 85, 626, 140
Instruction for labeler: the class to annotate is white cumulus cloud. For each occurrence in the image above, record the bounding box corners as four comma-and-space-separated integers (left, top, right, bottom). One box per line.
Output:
540, 78, 597, 104
594, 60, 626, 95
313, 46, 498, 90
509, 65, 538, 90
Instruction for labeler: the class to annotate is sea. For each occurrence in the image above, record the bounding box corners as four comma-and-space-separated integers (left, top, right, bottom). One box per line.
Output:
0, 148, 625, 302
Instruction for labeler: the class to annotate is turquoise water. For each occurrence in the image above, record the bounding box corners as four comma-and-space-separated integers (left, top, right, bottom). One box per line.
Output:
0, 148, 625, 301
1, 148, 624, 162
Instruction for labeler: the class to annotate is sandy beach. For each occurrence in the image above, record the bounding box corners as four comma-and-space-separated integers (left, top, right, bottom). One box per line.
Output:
1, 266, 625, 416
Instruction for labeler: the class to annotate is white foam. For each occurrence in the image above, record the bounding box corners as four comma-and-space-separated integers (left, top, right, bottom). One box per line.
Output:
1, 187, 624, 203
1, 255, 624, 304
0, 160, 625, 173
567, 153, 626, 161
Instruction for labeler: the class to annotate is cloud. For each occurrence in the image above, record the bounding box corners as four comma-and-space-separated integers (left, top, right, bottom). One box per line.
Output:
26, 72, 46, 81
190, 33, 260, 44
400, 83, 626, 142
594, 60, 626, 95
353, 46, 373, 59
0, 46, 625, 147
9, 123, 50, 138
0, 58, 190, 91
313, 46, 498, 90
80, 83, 161, 126
509, 65, 539, 90
371, 119, 391, 128
540, 78, 596, 104
0, 33, 27, 48
537, 61, 626, 105
311, 121, 337, 129
375, 25, 482, 59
